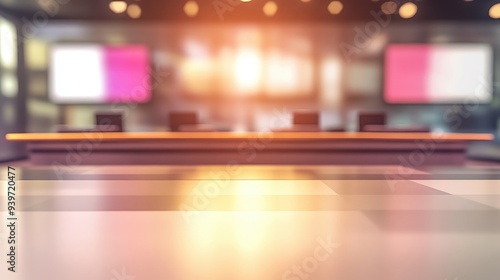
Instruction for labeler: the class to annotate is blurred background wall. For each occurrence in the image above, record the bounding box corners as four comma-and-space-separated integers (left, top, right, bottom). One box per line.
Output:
23, 21, 500, 133
0, 12, 26, 162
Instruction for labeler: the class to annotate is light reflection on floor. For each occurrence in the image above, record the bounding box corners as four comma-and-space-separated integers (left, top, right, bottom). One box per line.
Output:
0, 165, 499, 280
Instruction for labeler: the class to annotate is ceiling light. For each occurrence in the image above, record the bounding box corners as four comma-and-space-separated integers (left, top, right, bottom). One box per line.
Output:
263, 1, 278, 17
399, 2, 417, 19
490, 3, 500, 19
184, 1, 199, 17
127, 4, 141, 19
328, 1, 343, 15
381, 1, 398, 15
109, 1, 127, 14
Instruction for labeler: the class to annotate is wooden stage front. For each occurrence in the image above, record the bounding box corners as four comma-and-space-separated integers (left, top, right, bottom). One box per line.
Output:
5, 132, 494, 165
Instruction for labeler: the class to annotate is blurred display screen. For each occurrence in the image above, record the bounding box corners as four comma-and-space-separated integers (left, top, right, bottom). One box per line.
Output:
384, 44, 492, 104
49, 45, 150, 103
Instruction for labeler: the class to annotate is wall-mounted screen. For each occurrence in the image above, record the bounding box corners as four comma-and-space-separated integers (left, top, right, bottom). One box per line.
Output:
49, 45, 150, 103
384, 44, 493, 104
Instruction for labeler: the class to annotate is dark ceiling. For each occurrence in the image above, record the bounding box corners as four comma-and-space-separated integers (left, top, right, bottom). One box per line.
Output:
0, 0, 498, 22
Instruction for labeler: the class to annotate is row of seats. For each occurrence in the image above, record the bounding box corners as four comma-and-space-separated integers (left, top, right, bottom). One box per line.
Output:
57, 112, 429, 133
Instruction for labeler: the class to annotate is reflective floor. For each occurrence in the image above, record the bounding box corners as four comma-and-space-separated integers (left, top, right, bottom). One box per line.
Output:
1, 165, 500, 280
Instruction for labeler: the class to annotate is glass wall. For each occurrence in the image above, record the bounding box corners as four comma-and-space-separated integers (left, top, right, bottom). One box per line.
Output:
23, 22, 500, 133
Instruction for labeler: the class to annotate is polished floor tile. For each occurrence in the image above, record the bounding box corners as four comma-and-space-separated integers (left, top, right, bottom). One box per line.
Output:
1, 165, 499, 280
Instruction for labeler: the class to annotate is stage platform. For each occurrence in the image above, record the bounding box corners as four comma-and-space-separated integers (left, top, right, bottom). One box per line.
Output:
5, 132, 494, 165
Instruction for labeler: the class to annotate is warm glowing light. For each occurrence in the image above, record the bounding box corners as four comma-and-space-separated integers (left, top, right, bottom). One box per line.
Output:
234, 48, 262, 95
232, 182, 276, 253
1, 73, 17, 97
328, 1, 343, 15
399, 2, 417, 19
179, 35, 316, 98
109, 1, 127, 14
381, 1, 398, 15
184, 1, 199, 17
184, 40, 209, 58
264, 50, 313, 96
263, 1, 278, 17
216, 47, 237, 95
127, 4, 141, 19
301, 0, 312, 2
241, 0, 252, 2
26, 39, 48, 70
180, 58, 214, 95
320, 57, 342, 105
180, 41, 215, 96
490, 3, 500, 19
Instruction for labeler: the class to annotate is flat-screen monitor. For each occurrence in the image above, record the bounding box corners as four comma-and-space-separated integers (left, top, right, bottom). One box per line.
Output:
95, 113, 124, 132
49, 44, 151, 104
384, 44, 493, 104
293, 112, 319, 126
168, 112, 198, 132
358, 112, 386, 132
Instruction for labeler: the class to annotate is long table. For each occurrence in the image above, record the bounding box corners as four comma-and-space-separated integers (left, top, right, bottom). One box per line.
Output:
5, 132, 494, 165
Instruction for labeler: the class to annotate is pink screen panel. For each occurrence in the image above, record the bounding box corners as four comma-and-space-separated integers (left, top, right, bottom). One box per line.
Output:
104, 46, 150, 103
384, 44, 492, 104
50, 45, 151, 103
